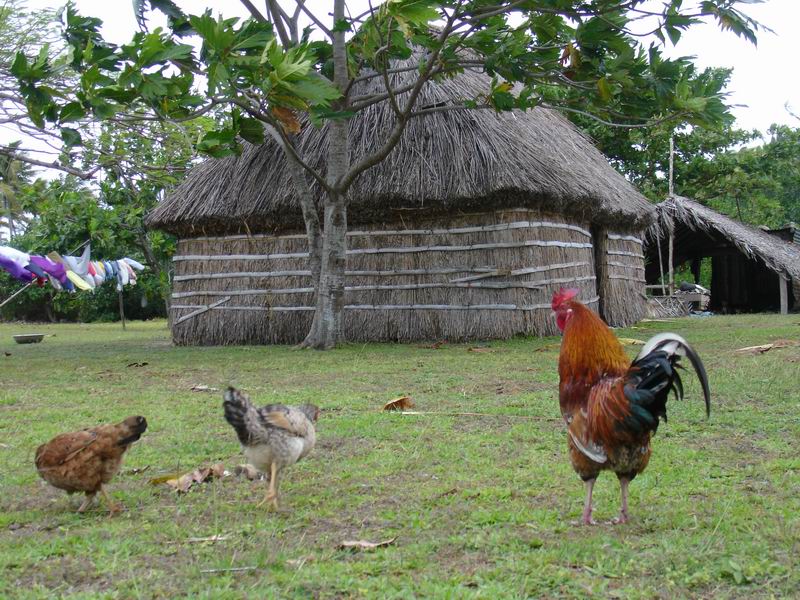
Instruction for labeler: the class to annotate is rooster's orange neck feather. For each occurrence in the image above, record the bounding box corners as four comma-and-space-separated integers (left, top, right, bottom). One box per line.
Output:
558, 302, 630, 411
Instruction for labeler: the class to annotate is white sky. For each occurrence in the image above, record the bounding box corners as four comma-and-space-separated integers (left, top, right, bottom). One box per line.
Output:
12, 0, 800, 137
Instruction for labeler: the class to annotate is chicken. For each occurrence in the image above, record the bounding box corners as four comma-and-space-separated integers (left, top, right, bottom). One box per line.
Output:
223, 387, 319, 510
552, 288, 710, 525
35, 416, 147, 513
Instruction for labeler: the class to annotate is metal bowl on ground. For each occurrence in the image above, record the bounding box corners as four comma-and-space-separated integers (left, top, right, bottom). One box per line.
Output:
13, 333, 45, 344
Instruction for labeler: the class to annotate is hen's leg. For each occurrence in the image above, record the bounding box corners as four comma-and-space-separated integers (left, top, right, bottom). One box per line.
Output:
77, 492, 96, 513
99, 487, 122, 514
581, 478, 597, 525
612, 477, 630, 524
258, 462, 279, 510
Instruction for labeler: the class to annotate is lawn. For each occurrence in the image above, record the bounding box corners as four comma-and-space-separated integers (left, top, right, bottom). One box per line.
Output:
0, 314, 798, 599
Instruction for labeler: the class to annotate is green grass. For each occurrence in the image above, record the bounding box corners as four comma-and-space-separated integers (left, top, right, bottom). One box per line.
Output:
0, 314, 798, 598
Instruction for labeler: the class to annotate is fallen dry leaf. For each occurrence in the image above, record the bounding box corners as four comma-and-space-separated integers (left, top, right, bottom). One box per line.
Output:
771, 339, 799, 348
149, 473, 184, 485
338, 537, 397, 551
735, 339, 798, 355
617, 337, 645, 346
467, 346, 495, 353
417, 341, 445, 349
191, 384, 219, 393
735, 344, 775, 355
384, 396, 415, 411
158, 462, 228, 493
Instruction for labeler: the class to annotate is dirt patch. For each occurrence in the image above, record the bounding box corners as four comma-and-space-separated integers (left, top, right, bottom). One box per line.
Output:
8, 556, 105, 592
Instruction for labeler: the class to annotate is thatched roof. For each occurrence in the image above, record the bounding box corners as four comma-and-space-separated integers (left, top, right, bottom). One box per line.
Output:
147, 59, 653, 236
648, 196, 800, 280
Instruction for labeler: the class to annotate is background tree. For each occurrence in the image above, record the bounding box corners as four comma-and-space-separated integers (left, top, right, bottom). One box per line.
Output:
0, 140, 34, 240
0, 177, 167, 322
14, 0, 761, 347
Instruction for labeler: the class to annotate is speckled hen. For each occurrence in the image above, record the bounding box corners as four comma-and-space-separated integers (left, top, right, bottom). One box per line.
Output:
223, 387, 319, 510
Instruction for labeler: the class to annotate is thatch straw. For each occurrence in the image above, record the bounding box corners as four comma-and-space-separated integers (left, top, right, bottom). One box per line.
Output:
146, 58, 653, 237
167, 209, 635, 345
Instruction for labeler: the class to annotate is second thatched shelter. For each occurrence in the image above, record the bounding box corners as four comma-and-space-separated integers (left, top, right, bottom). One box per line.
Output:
646, 196, 800, 313
147, 64, 654, 345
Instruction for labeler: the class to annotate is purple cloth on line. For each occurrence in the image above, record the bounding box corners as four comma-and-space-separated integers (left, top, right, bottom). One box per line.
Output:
30, 255, 67, 284
0, 255, 34, 282
24, 262, 47, 280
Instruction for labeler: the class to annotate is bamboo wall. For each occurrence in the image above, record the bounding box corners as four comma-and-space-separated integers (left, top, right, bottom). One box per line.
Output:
169, 209, 644, 345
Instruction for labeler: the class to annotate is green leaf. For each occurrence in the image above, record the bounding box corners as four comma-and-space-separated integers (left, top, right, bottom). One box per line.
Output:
238, 117, 265, 145
332, 19, 351, 33
60, 127, 83, 147
60, 102, 86, 123
282, 76, 340, 107
11, 53, 29, 79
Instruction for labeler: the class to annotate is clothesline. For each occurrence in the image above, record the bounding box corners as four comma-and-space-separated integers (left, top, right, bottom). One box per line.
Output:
0, 243, 145, 296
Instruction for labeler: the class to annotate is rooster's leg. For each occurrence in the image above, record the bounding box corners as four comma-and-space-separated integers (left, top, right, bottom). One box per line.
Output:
76, 492, 96, 513
612, 477, 630, 524
581, 478, 597, 525
99, 487, 122, 514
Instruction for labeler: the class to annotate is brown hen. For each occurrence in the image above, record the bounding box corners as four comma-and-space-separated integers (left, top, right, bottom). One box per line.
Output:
35, 416, 147, 513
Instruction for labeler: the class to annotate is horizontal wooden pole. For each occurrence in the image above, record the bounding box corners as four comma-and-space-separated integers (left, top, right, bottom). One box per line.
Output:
173, 239, 594, 263
171, 275, 597, 299
607, 261, 644, 270
607, 250, 645, 259
608, 275, 646, 283
174, 267, 502, 282
180, 219, 593, 243
450, 261, 590, 283
608, 234, 643, 244
171, 296, 601, 314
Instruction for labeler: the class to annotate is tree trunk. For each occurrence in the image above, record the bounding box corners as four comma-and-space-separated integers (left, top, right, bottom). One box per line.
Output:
299, 0, 350, 349
301, 197, 347, 349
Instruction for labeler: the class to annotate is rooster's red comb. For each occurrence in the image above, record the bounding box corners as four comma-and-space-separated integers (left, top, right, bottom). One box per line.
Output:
551, 288, 579, 310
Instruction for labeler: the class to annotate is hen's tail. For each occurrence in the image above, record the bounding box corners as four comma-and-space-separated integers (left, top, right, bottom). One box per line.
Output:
223, 387, 255, 445
624, 333, 711, 433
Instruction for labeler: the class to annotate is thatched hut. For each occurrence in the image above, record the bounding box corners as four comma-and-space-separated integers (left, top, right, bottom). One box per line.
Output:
147, 66, 654, 345
645, 196, 800, 314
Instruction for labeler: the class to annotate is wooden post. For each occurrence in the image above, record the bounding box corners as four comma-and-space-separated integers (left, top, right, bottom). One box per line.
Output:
779, 275, 789, 315
118, 289, 126, 330
668, 135, 675, 197
656, 231, 666, 295
668, 228, 674, 295
591, 225, 609, 320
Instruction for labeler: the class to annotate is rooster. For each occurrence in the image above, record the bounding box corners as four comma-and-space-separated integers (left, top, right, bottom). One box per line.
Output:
35, 416, 147, 513
223, 387, 319, 510
552, 288, 710, 524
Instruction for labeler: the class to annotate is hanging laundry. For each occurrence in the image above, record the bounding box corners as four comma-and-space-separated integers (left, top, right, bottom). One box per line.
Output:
0, 246, 30, 268
29, 256, 67, 284
123, 257, 145, 271
66, 270, 93, 291
0, 244, 146, 295
0, 255, 34, 282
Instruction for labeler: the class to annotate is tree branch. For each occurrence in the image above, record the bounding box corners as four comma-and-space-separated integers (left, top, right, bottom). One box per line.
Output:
239, 0, 267, 22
